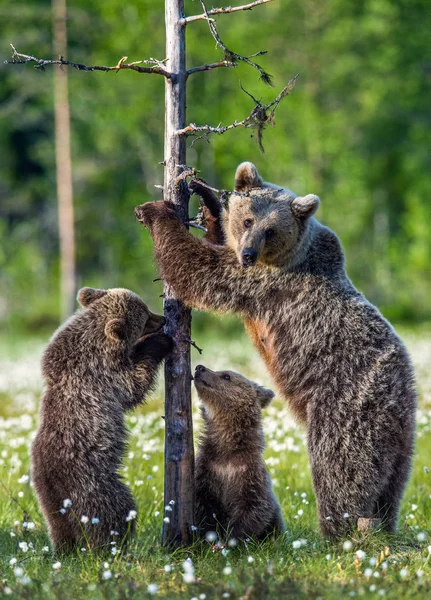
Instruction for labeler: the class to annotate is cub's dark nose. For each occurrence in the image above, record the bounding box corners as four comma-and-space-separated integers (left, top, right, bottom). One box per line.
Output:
242, 248, 258, 267
195, 364, 206, 374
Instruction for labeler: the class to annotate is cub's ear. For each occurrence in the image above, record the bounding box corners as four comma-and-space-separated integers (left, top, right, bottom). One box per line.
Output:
105, 318, 127, 342
256, 385, 275, 408
77, 287, 107, 308
291, 194, 320, 219
234, 162, 263, 192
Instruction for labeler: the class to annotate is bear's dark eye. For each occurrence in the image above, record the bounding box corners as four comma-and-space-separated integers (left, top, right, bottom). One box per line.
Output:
265, 228, 275, 240
223, 374, 231, 381
244, 218, 253, 229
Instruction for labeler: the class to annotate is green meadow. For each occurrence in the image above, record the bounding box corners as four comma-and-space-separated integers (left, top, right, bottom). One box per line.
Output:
1, 327, 430, 599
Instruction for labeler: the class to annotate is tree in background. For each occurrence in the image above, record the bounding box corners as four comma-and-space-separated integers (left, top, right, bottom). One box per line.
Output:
52, 0, 75, 319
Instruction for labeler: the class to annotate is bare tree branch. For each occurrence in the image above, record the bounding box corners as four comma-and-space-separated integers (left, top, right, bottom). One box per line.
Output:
5, 44, 171, 77
185, 0, 273, 24
176, 75, 299, 151
195, 0, 273, 85
187, 60, 235, 76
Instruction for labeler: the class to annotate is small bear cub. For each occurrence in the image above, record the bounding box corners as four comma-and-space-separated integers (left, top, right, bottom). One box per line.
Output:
194, 364, 285, 541
31, 287, 173, 552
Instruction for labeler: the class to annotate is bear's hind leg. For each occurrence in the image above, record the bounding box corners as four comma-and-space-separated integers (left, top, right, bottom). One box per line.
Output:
376, 449, 413, 533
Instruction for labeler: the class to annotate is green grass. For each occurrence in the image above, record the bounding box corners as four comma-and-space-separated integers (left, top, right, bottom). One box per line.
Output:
1, 329, 431, 599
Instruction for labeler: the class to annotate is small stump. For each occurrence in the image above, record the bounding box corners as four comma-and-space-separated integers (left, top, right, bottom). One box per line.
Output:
357, 517, 382, 532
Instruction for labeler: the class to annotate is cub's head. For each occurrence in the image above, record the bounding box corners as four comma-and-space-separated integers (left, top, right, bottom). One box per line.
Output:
194, 364, 274, 422
77, 287, 165, 349
223, 161, 320, 268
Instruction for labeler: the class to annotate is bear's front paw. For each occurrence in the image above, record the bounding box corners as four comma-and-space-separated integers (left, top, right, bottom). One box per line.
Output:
134, 201, 177, 229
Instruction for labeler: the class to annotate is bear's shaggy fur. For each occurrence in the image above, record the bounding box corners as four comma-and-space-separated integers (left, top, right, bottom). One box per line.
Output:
31, 287, 172, 551
194, 364, 285, 540
135, 162, 417, 538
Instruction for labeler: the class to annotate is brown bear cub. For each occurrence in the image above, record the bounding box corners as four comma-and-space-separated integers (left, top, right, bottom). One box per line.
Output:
31, 287, 173, 552
194, 364, 285, 541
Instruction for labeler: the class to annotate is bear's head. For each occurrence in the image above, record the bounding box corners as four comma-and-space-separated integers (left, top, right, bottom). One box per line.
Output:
222, 162, 320, 268
194, 364, 274, 424
77, 287, 165, 349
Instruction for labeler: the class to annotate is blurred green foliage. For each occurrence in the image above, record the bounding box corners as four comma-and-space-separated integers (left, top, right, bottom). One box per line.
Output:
0, 0, 430, 335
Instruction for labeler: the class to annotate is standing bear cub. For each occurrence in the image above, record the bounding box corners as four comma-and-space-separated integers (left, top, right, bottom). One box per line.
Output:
194, 365, 285, 540
136, 162, 417, 538
31, 287, 173, 552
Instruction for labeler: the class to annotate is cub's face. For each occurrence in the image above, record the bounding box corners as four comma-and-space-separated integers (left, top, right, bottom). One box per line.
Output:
223, 162, 320, 268
193, 364, 274, 419
77, 287, 165, 348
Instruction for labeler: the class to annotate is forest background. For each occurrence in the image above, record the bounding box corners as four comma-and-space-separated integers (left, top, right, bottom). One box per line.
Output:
1, 0, 430, 337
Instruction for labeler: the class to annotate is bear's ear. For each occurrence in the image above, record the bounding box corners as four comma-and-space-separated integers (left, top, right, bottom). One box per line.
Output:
291, 194, 320, 219
77, 287, 107, 308
234, 162, 264, 192
256, 385, 275, 408
105, 318, 127, 343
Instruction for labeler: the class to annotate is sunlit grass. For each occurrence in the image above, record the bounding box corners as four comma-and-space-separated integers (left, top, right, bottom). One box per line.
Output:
0, 328, 430, 598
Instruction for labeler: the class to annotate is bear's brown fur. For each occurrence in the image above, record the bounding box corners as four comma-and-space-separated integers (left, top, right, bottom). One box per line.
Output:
194, 364, 285, 540
31, 287, 172, 552
135, 162, 417, 538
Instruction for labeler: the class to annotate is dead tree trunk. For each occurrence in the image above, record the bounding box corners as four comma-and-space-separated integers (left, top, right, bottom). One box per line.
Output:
52, 0, 76, 320
162, 0, 194, 547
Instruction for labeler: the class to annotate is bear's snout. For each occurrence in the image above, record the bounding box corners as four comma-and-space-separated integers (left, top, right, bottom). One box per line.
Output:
242, 248, 258, 267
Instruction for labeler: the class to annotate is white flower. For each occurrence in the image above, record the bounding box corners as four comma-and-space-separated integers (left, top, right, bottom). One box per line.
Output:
63, 499, 72, 508
378, 591, 385, 596
343, 541, 353, 551
297, 509, 304, 516
18, 541, 28, 552
163, 517, 170, 523
23, 522, 35, 530
3, 587, 12, 595
42, 546, 49, 552
364, 568, 373, 578
356, 550, 366, 560
111, 547, 118, 556
126, 510, 137, 522
92, 518, 100, 525
369, 585, 376, 592
381, 561, 388, 569
417, 532, 426, 542
59, 508, 66, 515
80, 516, 89, 524
14, 567, 24, 577
411, 504, 418, 511
199, 595, 207, 600
400, 568, 409, 578
326, 554, 331, 560
223, 566, 232, 575
169, 499, 175, 505
205, 531, 217, 543
147, 584, 158, 595
182, 558, 195, 583
292, 540, 302, 549
369, 558, 377, 566
52, 562, 61, 570
248, 556, 254, 563
165, 505, 173, 512
164, 564, 172, 573
373, 571, 380, 578
18, 475, 29, 484
325, 516, 333, 521
9, 557, 17, 565
102, 570, 112, 580
343, 512, 350, 519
